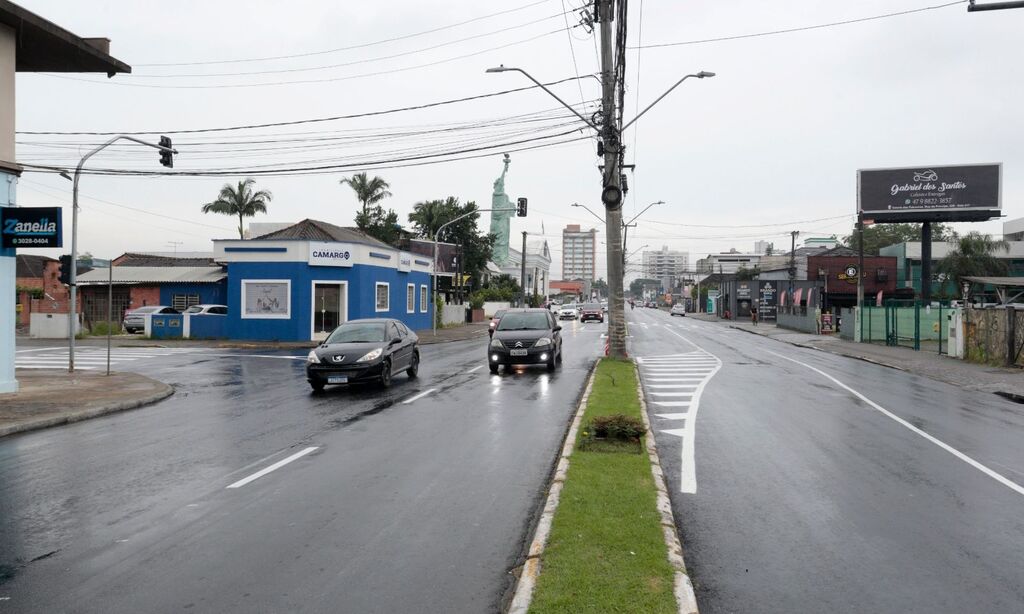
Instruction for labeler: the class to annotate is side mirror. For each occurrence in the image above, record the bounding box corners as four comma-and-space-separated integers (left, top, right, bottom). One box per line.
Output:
553, 325, 562, 332
389, 338, 401, 346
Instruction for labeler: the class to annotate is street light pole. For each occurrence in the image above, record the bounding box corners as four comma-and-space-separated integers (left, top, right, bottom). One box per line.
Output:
621, 200, 664, 266
520, 231, 528, 307
68, 135, 176, 372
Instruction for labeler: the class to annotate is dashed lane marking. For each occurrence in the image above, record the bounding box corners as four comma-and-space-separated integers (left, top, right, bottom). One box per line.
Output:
226, 446, 319, 489
402, 388, 439, 404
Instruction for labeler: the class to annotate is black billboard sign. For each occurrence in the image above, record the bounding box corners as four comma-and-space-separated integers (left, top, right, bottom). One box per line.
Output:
758, 281, 778, 321
1, 207, 63, 248
857, 163, 1001, 222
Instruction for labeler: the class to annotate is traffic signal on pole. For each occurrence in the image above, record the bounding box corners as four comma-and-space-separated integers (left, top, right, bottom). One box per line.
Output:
516, 197, 527, 217
159, 135, 174, 168
58, 254, 72, 286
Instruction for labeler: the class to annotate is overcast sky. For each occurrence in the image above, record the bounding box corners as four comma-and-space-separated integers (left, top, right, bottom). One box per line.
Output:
12, 0, 1023, 281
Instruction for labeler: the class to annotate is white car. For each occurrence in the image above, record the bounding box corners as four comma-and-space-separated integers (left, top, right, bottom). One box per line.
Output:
185, 304, 228, 315
558, 305, 578, 320
670, 304, 686, 317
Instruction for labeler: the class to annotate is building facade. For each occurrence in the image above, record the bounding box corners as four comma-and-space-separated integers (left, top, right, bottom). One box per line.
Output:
696, 251, 761, 275
561, 224, 597, 282
500, 237, 552, 299
880, 240, 1024, 297
642, 245, 689, 291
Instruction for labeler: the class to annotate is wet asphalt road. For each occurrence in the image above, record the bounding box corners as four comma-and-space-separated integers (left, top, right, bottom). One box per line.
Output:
627, 307, 1024, 614
0, 321, 605, 613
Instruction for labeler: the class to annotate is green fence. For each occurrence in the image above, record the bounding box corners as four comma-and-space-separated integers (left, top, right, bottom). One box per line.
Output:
860, 301, 954, 353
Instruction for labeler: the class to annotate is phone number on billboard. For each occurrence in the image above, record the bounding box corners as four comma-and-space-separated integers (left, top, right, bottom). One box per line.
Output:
11, 237, 56, 245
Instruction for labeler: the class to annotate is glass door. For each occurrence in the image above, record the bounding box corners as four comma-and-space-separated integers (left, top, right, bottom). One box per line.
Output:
313, 283, 344, 341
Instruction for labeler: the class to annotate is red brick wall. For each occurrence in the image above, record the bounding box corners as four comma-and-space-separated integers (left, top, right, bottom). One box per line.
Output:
129, 286, 161, 309
807, 255, 897, 295
16, 261, 73, 324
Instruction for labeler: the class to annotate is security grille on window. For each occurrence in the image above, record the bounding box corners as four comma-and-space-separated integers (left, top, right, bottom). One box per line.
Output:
407, 284, 415, 313
420, 285, 428, 312
876, 268, 889, 282
375, 283, 389, 312
172, 294, 200, 311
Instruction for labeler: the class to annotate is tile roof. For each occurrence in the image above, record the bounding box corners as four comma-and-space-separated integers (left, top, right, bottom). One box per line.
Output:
15, 254, 56, 278
76, 266, 226, 285
256, 219, 393, 249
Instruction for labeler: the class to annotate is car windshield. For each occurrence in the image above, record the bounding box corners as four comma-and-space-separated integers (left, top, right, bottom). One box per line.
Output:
493, 310, 507, 319
496, 312, 550, 331
583, 303, 601, 310
325, 322, 387, 343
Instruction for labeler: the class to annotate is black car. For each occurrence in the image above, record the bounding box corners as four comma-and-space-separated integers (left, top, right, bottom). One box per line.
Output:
487, 308, 563, 373
306, 318, 419, 392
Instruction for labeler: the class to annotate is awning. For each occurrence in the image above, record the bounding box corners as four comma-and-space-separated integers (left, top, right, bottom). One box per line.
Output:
793, 288, 804, 305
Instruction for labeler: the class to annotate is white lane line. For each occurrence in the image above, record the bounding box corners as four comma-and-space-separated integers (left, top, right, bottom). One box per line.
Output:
467, 365, 483, 373
402, 388, 439, 404
662, 428, 687, 438
17, 365, 96, 370
647, 385, 699, 389
226, 446, 319, 489
652, 401, 692, 408
646, 378, 705, 383
651, 392, 695, 397
15, 347, 64, 353
762, 348, 1024, 498
656, 413, 689, 420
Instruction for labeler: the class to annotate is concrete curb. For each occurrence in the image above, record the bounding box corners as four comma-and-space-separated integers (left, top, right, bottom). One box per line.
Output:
0, 384, 175, 439
634, 362, 700, 614
725, 324, 913, 372
507, 360, 599, 614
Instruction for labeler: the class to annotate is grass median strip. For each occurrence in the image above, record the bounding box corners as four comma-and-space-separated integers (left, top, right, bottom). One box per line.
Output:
528, 358, 678, 614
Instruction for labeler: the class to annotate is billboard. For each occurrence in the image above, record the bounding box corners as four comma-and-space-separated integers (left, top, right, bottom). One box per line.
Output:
758, 281, 778, 321
1, 206, 63, 248
857, 163, 1001, 222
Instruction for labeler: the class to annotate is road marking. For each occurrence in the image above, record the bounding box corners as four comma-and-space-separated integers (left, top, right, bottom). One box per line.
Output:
662, 428, 687, 437
15, 347, 64, 353
467, 365, 483, 373
652, 401, 693, 408
647, 384, 699, 389
650, 392, 695, 397
226, 446, 318, 489
762, 348, 1024, 498
402, 388, 438, 404
656, 413, 689, 420
646, 378, 706, 383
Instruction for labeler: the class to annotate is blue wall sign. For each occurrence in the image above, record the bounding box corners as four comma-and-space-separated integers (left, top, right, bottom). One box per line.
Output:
1, 207, 63, 248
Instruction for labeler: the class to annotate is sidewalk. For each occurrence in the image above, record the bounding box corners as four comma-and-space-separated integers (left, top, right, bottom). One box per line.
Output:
716, 319, 1024, 400
0, 370, 174, 438
14, 322, 491, 350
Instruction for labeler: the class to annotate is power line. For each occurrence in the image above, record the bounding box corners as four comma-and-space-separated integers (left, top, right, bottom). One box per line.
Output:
17, 77, 593, 136
559, 0, 589, 121
135, 0, 554, 67
643, 214, 853, 228
632, 1, 966, 50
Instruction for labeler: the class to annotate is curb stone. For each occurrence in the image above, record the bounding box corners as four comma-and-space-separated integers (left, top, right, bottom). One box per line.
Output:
634, 362, 700, 614
0, 384, 175, 439
507, 360, 599, 614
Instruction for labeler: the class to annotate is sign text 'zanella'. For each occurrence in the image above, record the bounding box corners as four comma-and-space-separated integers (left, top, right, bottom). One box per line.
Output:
0, 206, 63, 248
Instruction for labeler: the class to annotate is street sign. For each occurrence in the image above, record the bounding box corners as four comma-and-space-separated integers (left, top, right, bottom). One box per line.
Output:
857, 164, 1001, 223
1, 206, 63, 248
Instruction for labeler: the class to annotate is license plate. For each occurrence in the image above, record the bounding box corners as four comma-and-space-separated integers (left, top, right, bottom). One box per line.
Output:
327, 376, 348, 384
510, 349, 528, 357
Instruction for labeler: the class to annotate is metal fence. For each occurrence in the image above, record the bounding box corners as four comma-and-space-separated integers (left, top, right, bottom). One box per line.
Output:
860, 300, 953, 354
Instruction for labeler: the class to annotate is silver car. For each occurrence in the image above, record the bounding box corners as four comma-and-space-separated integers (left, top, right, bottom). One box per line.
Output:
670, 304, 687, 317
123, 305, 178, 333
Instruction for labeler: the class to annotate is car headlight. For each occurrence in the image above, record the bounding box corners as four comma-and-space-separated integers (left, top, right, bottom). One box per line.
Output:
306, 350, 319, 364
490, 338, 504, 348
534, 337, 551, 347
357, 348, 383, 363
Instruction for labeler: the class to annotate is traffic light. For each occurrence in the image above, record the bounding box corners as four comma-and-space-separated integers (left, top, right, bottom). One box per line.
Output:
159, 135, 174, 168
58, 254, 72, 286
516, 197, 527, 217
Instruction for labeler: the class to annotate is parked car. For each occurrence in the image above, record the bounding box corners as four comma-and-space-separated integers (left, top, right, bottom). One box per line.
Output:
557, 304, 578, 320
487, 308, 563, 373
488, 309, 508, 337
123, 305, 178, 333
670, 304, 687, 317
306, 318, 419, 392
579, 302, 604, 323
185, 304, 228, 315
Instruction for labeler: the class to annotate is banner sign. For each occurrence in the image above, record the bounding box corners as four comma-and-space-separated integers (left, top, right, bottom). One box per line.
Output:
758, 281, 778, 320
857, 164, 1001, 222
1, 206, 63, 248
308, 242, 354, 267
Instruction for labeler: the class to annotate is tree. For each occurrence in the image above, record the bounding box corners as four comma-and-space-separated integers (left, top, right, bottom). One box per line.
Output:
629, 278, 660, 297
735, 266, 761, 281
339, 172, 392, 217
355, 205, 402, 246
592, 278, 609, 296
409, 197, 495, 292
937, 231, 1010, 296
201, 178, 272, 239
842, 222, 952, 255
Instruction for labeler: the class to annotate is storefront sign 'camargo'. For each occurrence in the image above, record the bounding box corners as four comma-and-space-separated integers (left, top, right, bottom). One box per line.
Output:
0, 207, 63, 248
308, 241, 355, 267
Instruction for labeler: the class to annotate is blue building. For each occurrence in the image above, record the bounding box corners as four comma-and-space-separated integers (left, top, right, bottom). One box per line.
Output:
214, 219, 434, 342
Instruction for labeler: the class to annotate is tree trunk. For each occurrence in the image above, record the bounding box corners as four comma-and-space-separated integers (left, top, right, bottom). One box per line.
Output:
238, 212, 245, 239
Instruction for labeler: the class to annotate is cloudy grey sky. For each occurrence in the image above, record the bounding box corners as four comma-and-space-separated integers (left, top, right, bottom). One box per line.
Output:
12, 0, 1023, 281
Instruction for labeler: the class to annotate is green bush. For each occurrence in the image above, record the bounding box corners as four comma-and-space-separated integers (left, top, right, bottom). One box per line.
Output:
586, 414, 645, 440
469, 293, 485, 309
89, 321, 122, 336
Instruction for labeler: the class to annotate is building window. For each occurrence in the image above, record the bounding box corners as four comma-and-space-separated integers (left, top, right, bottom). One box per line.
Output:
375, 282, 389, 312
407, 283, 415, 313
171, 293, 200, 311
420, 285, 428, 312
241, 280, 291, 319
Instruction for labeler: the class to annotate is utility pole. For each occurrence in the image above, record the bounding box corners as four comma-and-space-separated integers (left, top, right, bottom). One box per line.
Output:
521, 230, 528, 307
789, 230, 800, 294
856, 215, 865, 312
599, 0, 628, 358
921, 221, 932, 305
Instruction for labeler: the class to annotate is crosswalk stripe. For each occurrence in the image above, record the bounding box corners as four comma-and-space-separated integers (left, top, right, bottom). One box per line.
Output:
655, 413, 689, 420
652, 401, 692, 407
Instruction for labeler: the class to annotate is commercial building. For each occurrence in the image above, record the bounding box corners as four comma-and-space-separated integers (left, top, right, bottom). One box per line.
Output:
561, 224, 597, 282
807, 246, 898, 307
642, 245, 689, 292
213, 219, 433, 342
1, 1, 130, 392
880, 240, 1024, 297
500, 237, 552, 298
695, 250, 761, 276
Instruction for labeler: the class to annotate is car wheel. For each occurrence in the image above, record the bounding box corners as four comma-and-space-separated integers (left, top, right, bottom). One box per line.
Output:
310, 381, 325, 393
489, 363, 500, 374
380, 359, 392, 388
407, 351, 419, 378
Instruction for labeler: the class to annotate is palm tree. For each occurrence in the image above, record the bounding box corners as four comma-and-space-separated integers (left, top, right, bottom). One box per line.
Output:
339, 172, 392, 217
201, 178, 272, 239
408, 196, 460, 238
937, 231, 1010, 296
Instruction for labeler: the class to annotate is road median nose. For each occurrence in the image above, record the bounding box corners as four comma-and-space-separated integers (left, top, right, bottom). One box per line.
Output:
0, 370, 173, 438
512, 358, 696, 614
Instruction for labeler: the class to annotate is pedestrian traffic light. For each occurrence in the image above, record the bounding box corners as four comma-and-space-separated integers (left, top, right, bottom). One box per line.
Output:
158, 135, 174, 168
517, 197, 527, 217
58, 254, 72, 286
